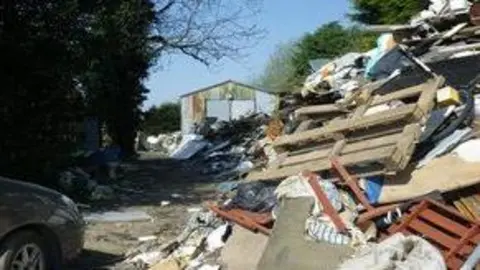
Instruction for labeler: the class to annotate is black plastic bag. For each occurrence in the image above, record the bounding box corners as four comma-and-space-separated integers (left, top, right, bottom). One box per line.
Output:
225, 182, 277, 213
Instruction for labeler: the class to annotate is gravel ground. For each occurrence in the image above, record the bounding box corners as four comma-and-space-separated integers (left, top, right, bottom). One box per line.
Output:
70, 152, 218, 269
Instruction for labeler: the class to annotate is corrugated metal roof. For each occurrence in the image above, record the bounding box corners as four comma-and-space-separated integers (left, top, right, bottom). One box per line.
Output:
179, 80, 276, 98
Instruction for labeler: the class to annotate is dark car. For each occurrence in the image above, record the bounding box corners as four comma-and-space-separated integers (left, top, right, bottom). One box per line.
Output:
0, 176, 84, 269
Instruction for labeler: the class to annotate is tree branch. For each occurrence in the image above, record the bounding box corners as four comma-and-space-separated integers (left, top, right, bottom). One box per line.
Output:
150, 0, 265, 65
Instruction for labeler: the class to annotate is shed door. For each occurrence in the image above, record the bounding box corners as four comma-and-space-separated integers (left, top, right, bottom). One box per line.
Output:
231, 100, 255, 119
206, 100, 229, 121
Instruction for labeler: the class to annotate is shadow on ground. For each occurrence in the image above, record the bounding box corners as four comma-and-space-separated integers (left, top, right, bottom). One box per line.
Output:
69, 249, 124, 270
75, 152, 224, 269
85, 154, 221, 211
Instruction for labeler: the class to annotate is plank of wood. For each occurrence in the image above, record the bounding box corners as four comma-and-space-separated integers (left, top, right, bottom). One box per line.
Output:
339, 90, 361, 107
273, 104, 417, 149
281, 132, 403, 167
338, 104, 417, 131
294, 104, 344, 117
416, 76, 445, 116
385, 124, 421, 171
379, 155, 480, 204
370, 80, 435, 106
329, 140, 346, 157
294, 120, 314, 133
246, 145, 396, 181
460, 196, 480, 220
408, 219, 461, 249
351, 103, 370, 120
454, 200, 477, 220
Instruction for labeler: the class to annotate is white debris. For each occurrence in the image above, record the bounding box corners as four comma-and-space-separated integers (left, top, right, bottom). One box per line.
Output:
206, 224, 230, 252
197, 265, 221, 270
126, 251, 163, 265
453, 139, 480, 162
83, 209, 152, 223
171, 193, 184, 198
338, 233, 446, 270
161, 201, 171, 206
187, 207, 202, 213
137, 235, 158, 242
234, 160, 254, 174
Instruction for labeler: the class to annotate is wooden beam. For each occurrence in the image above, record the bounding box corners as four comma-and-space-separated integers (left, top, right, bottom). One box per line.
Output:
416, 76, 445, 116
273, 104, 417, 149
386, 124, 421, 171
294, 120, 314, 133
294, 104, 345, 118
281, 132, 403, 167
246, 145, 396, 181
329, 140, 346, 157
370, 79, 437, 106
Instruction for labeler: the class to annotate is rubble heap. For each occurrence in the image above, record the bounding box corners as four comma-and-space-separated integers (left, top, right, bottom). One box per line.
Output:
122, 1, 480, 269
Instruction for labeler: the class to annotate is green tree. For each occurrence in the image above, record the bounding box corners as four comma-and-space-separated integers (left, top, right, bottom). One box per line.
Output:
142, 103, 181, 135
350, 0, 429, 25
0, 0, 264, 183
254, 42, 298, 92
78, 0, 155, 156
0, 0, 86, 183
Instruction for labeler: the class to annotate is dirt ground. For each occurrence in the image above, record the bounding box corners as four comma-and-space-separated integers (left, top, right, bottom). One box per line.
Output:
70, 152, 219, 270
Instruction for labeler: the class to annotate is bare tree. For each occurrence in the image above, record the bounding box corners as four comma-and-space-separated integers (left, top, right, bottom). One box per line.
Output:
151, 0, 265, 65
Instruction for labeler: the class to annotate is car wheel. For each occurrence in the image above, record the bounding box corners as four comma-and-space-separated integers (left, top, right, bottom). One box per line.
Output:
0, 231, 55, 270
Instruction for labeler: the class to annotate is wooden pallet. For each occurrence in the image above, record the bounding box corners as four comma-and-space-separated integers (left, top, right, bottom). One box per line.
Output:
274, 76, 444, 151
246, 76, 444, 182
387, 199, 480, 270
247, 124, 421, 181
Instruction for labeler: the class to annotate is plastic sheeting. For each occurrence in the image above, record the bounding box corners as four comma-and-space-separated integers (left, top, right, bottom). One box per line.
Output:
170, 134, 208, 160
225, 182, 278, 213
338, 233, 446, 270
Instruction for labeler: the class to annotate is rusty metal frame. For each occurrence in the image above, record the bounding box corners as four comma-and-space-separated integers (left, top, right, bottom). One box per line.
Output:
304, 171, 348, 233
207, 203, 272, 235
331, 157, 374, 211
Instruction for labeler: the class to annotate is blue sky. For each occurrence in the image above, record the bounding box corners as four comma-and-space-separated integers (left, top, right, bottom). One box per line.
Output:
144, 0, 351, 108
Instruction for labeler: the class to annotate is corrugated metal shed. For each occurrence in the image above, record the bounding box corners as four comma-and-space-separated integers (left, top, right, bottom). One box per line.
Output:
180, 80, 278, 134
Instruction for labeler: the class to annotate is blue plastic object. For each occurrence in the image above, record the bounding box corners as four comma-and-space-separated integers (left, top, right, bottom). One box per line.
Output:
365, 176, 384, 204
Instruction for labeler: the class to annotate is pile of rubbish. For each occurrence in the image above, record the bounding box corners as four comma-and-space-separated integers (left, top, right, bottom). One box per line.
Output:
170, 113, 271, 181
141, 132, 182, 155
58, 146, 123, 201
121, 1, 480, 269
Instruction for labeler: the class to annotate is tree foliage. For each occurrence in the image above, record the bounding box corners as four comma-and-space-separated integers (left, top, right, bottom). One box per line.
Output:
0, 0, 263, 183
0, 1, 86, 183
349, 0, 429, 25
78, 0, 155, 156
254, 42, 298, 92
143, 103, 181, 135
